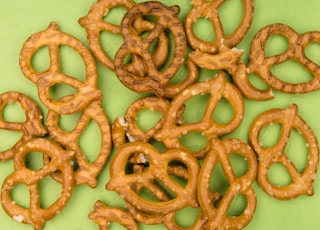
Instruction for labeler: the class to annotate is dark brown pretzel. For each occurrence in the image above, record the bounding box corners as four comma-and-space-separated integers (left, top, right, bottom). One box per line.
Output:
0, 92, 47, 162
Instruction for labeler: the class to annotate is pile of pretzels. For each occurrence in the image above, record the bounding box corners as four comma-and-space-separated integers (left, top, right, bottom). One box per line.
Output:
1, 0, 319, 229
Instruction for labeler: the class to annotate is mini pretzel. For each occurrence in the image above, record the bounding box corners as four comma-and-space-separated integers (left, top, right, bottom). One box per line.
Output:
89, 200, 138, 230
198, 138, 257, 230
154, 72, 244, 159
112, 96, 184, 150
0, 91, 47, 162
1, 138, 74, 230
79, 0, 169, 71
114, 1, 191, 97
189, 40, 274, 100
247, 23, 320, 94
45, 97, 111, 188
19, 22, 102, 114
249, 104, 319, 199
106, 141, 199, 214
185, 0, 254, 53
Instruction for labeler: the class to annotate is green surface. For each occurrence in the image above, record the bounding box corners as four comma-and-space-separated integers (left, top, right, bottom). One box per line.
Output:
1, 0, 320, 229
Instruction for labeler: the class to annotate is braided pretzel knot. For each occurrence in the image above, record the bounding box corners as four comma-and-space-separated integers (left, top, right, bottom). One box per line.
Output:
19, 22, 102, 114
249, 104, 319, 199
198, 138, 257, 230
1, 138, 74, 230
185, 0, 254, 54
248, 23, 320, 94
89, 200, 138, 230
154, 72, 244, 159
45, 97, 111, 188
0, 92, 47, 161
106, 142, 199, 215
114, 1, 198, 98
79, 0, 169, 72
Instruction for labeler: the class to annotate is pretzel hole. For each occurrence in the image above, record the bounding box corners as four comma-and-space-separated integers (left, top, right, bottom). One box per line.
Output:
10, 184, 30, 209
57, 112, 82, 132
24, 151, 44, 171
247, 72, 271, 90
38, 175, 63, 209
31, 45, 50, 72
100, 31, 123, 60
59, 45, 87, 81
210, 162, 230, 198
0, 130, 23, 152
270, 60, 313, 84
264, 34, 289, 57
192, 17, 216, 42
49, 83, 78, 101
218, 0, 244, 37
136, 109, 163, 132
103, 6, 127, 26
180, 132, 208, 152
137, 185, 164, 202
2, 102, 27, 122
212, 97, 235, 125
284, 128, 309, 173
173, 206, 201, 228
229, 153, 249, 178
152, 178, 177, 200
305, 42, 320, 66
258, 123, 282, 148
267, 163, 292, 186
227, 193, 247, 217
78, 119, 102, 163
168, 161, 188, 187
183, 93, 210, 123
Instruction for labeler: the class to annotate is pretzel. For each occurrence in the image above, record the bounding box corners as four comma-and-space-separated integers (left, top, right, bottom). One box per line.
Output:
112, 96, 184, 150
189, 40, 274, 100
185, 0, 254, 54
154, 72, 244, 159
106, 141, 199, 215
79, 0, 169, 71
89, 200, 138, 230
0, 91, 47, 162
247, 23, 320, 94
19, 22, 102, 114
249, 104, 319, 199
198, 138, 257, 230
45, 97, 111, 188
114, 1, 195, 98
1, 138, 74, 230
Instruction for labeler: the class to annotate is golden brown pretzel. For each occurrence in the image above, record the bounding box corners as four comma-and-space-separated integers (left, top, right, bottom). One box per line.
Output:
154, 72, 244, 159
19, 22, 102, 114
198, 138, 257, 230
114, 1, 192, 97
0, 91, 47, 162
1, 138, 74, 230
247, 23, 320, 94
185, 0, 254, 53
106, 141, 200, 215
89, 200, 138, 230
45, 97, 112, 188
249, 104, 319, 199
79, 0, 169, 71
189, 40, 274, 100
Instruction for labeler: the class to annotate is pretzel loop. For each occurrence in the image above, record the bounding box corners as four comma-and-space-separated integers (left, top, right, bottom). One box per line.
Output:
46, 98, 112, 188
185, 0, 254, 53
248, 23, 320, 94
0, 92, 47, 162
1, 138, 74, 230
114, 1, 187, 97
154, 72, 244, 158
106, 142, 199, 214
198, 138, 257, 230
19, 22, 102, 114
249, 104, 319, 199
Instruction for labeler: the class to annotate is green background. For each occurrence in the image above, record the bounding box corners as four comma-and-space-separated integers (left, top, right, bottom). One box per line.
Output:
1, 0, 320, 229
